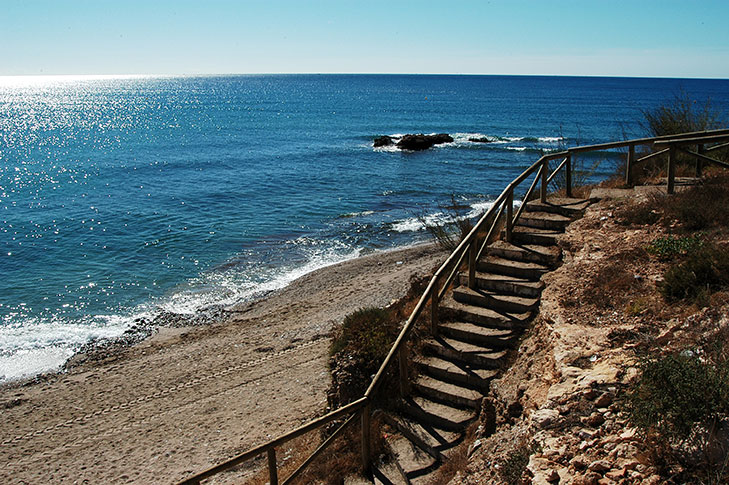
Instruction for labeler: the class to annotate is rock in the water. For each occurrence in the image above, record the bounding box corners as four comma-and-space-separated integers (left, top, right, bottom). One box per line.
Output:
396, 133, 453, 151
469, 136, 493, 143
373, 135, 394, 147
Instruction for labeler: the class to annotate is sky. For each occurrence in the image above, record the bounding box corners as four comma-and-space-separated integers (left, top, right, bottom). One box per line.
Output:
2, 0, 728, 78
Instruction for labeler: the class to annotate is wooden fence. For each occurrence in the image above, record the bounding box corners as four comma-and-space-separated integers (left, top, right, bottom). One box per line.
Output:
179, 128, 729, 485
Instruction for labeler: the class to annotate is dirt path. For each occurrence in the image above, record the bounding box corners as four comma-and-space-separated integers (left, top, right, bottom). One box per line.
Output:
0, 244, 445, 484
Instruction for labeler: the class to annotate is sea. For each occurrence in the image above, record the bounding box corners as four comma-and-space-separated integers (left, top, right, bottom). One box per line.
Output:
2, 74, 729, 382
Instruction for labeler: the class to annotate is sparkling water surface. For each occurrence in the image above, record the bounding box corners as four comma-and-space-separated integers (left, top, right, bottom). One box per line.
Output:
2, 74, 729, 381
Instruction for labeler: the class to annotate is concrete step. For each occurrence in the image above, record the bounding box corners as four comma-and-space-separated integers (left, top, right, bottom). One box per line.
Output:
413, 375, 483, 409
414, 355, 497, 392
385, 413, 462, 456
516, 211, 572, 230
438, 321, 519, 349
510, 226, 563, 246
384, 432, 439, 481
400, 395, 476, 432
453, 286, 538, 314
487, 240, 561, 266
458, 271, 545, 298
439, 294, 531, 330
477, 256, 550, 281
524, 197, 591, 217
372, 460, 409, 485
423, 336, 508, 369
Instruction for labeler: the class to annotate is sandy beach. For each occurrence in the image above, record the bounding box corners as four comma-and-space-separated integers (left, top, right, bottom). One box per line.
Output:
0, 243, 445, 484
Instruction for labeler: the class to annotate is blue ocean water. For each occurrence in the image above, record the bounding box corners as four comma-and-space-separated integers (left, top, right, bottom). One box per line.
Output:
2, 74, 728, 381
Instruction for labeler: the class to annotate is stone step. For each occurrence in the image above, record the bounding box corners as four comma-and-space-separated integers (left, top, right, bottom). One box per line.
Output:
414, 355, 497, 392
439, 294, 531, 330
385, 413, 462, 456
516, 211, 572, 230
423, 336, 508, 369
438, 321, 519, 349
413, 375, 483, 409
458, 271, 545, 298
510, 226, 563, 246
477, 256, 550, 281
384, 432, 438, 481
487, 240, 561, 267
372, 460, 409, 485
453, 286, 538, 314
400, 395, 476, 432
524, 197, 591, 217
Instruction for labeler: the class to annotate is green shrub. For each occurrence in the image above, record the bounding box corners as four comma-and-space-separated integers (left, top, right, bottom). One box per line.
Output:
642, 91, 724, 137
627, 353, 729, 443
499, 441, 541, 485
330, 307, 397, 363
662, 176, 729, 230
420, 195, 478, 251
646, 234, 704, 261
616, 200, 660, 226
660, 244, 729, 304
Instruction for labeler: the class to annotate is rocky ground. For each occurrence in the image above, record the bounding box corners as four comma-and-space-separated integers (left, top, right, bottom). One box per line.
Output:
448, 193, 729, 485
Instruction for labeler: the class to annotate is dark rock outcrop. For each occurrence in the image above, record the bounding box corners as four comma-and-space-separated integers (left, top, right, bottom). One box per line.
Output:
397, 133, 453, 151
373, 135, 394, 147
469, 136, 494, 143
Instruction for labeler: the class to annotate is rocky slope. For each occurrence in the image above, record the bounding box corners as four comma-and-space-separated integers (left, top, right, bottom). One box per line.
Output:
448, 194, 729, 485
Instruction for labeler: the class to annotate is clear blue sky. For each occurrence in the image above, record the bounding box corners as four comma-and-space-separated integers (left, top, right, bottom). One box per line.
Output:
2, 0, 728, 78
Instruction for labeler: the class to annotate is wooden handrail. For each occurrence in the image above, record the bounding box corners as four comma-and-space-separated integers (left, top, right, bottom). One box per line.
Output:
179, 397, 367, 484
180, 127, 729, 484
654, 133, 729, 146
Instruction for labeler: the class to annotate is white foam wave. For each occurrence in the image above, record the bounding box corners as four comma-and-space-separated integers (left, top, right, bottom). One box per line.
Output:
506, 146, 528, 152
158, 245, 362, 315
538, 136, 564, 143
0, 318, 130, 382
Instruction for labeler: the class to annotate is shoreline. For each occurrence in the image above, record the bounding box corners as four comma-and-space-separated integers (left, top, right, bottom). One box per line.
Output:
0, 241, 446, 483
1, 240, 433, 390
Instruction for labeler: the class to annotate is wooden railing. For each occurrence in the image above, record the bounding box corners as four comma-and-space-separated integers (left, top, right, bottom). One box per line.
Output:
179, 128, 729, 485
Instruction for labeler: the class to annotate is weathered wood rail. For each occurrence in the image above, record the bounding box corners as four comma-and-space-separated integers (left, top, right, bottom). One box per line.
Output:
179, 128, 729, 485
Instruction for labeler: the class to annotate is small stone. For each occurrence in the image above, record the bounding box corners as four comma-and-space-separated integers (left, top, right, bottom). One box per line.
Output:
622, 460, 640, 471
584, 412, 605, 427
588, 459, 611, 473
570, 455, 588, 470
583, 388, 600, 400
577, 428, 598, 440
605, 469, 624, 480
532, 408, 560, 429
594, 392, 613, 408
545, 469, 560, 482
619, 427, 637, 441
468, 439, 482, 456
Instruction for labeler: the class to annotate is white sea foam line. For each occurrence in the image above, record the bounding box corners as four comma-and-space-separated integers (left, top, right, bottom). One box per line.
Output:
0, 320, 129, 382
158, 246, 363, 315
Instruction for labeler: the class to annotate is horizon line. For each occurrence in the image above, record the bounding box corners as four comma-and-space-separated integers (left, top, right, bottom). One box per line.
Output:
1, 72, 728, 81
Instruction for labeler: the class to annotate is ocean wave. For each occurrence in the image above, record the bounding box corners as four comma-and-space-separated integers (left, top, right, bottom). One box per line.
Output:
390, 199, 518, 233
0, 316, 133, 382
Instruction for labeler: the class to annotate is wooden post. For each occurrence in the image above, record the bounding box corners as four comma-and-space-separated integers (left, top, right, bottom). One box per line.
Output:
398, 346, 409, 396
505, 189, 514, 242
468, 241, 477, 289
667, 145, 676, 194
430, 278, 439, 334
361, 404, 372, 479
696, 144, 704, 178
565, 154, 573, 198
540, 160, 548, 203
267, 448, 279, 485
625, 144, 635, 187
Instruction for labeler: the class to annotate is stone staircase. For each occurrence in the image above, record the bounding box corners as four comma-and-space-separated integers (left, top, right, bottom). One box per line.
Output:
348, 197, 590, 485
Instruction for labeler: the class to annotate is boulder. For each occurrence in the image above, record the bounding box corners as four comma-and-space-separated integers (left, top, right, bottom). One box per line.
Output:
373, 135, 394, 147
396, 133, 453, 151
